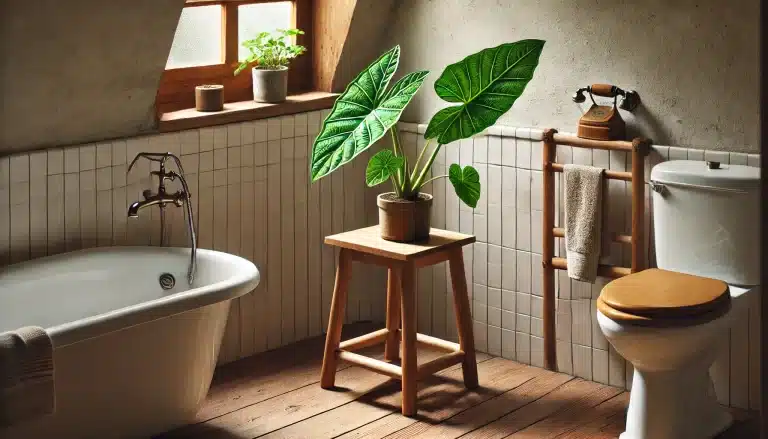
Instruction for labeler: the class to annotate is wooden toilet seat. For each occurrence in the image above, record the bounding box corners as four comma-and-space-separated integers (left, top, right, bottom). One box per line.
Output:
597, 268, 731, 327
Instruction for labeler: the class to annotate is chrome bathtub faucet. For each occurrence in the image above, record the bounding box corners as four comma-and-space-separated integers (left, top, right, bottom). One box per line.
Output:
127, 152, 197, 285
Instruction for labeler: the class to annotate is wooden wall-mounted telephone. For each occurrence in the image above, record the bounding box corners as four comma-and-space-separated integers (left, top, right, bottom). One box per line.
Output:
572, 84, 641, 141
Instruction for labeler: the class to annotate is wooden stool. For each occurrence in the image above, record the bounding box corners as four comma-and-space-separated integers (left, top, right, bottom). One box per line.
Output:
319, 226, 479, 416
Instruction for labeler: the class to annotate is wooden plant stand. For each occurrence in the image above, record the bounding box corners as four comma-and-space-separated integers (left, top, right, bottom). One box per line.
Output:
320, 226, 478, 416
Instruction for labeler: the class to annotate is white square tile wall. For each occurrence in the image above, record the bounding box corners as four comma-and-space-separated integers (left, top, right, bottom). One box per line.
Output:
0, 114, 759, 411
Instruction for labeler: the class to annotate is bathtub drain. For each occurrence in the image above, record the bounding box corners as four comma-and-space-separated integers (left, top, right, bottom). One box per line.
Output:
159, 273, 176, 290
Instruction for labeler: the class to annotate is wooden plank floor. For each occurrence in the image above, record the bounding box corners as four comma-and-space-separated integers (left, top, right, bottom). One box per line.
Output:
156, 323, 757, 439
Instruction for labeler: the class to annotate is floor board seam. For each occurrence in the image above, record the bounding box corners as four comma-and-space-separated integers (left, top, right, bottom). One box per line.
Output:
450, 377, 578, 439
196, 378, 332, 428
192, 324, 382, 424
252, 354, 496, 439
496, 385, 624, 439
345, 371, 542, 439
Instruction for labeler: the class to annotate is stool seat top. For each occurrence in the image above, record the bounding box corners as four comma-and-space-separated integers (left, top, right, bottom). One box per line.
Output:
325, 226, 475, 261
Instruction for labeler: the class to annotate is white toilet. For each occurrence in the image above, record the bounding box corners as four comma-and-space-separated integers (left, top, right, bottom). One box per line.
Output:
596, 160, 760, 439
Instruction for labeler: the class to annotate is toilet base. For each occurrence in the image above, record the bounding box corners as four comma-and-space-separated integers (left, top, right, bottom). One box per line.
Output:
620, 367, 732, 439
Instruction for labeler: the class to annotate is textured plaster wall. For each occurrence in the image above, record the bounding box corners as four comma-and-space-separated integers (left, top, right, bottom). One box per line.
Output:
332, 0, 401, 91
0, 0, 185, 154
385, 0, 759, 152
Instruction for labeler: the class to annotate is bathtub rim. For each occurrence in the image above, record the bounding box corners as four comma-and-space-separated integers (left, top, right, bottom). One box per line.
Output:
1, 246, 259, 348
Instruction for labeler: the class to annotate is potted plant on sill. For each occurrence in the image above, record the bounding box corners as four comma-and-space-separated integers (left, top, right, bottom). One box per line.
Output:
310, 41, 544, 242
234, 28, 307, 103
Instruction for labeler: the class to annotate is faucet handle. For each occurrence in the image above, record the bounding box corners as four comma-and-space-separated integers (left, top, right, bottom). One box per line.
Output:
127, 152, 168, 174
128, 152, 186, 176
151, 170, 176, 186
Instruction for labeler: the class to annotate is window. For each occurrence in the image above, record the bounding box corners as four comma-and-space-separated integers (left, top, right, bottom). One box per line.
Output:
166, 5, 223, 69
157, 0, 313, 114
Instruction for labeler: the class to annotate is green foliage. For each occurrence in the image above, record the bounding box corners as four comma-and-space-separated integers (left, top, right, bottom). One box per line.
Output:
309, 46, 428, 181
234, 29, 307, 75
425, 40, 545, 144
309, 40, 544, 210
448, 164, 481, 208
366, 150, 404, 187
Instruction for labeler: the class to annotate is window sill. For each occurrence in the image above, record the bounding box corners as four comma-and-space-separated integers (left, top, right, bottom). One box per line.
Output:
158, 91, 338, 132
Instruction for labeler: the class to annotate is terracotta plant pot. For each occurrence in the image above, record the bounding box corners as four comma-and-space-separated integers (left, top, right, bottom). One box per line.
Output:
377, 192, 433, 242
251, 66, 288, 103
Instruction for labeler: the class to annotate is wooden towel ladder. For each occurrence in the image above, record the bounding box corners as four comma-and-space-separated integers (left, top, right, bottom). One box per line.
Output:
541, 129, 651, 370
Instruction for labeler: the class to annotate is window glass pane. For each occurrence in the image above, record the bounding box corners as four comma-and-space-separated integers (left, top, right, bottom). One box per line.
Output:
238, 2, 293, 61
166, 5, 222, 69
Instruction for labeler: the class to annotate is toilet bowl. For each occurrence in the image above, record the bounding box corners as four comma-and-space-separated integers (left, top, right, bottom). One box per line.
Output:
596, 269, 752, 439
597, 160, 760, 439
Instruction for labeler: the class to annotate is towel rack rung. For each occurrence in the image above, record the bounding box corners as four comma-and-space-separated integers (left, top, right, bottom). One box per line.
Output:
552, 132, 635, 152
547, 163, 633, 181
549, 257, 631, 278
552, 227, 632, 245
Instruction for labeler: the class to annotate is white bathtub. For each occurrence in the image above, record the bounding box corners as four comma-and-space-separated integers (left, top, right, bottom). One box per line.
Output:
0, 247, 259, 439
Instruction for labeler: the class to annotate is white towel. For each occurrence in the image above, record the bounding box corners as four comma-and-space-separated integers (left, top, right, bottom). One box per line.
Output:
0, 326, 55, 427
564, 164, 604, 283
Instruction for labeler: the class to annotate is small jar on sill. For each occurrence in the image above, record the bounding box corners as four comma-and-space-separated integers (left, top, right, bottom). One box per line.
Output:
195, 85, 224, 112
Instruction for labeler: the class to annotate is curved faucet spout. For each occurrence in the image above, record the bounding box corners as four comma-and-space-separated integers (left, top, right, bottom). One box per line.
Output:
127, 193, 184, 218
127, 202, 142, 217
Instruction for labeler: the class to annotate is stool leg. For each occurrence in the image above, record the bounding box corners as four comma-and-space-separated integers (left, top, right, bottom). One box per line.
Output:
400, 263, 418, 416
384, 267, 402, 362
320, 248, 352, 389
448, 248, 479, 389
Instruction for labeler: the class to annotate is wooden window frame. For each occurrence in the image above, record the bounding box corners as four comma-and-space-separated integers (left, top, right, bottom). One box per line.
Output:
156, 0, 314, 114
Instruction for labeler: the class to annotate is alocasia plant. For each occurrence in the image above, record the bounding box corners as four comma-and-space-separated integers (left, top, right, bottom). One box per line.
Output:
310, 40, 544, 209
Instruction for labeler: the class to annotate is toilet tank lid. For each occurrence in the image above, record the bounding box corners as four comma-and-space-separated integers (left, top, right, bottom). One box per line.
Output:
651, 160, 759, 191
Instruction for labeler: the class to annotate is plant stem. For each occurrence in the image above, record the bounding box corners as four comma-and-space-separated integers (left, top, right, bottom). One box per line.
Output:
389, 128, 408, 193
409, 139, 432, 182
392, 129, 412, 195
412, 143, 443, 191
390, 175, 402, 197
388, 128, 405, 193
390, 127, 402, 157
419, 174, 448, 187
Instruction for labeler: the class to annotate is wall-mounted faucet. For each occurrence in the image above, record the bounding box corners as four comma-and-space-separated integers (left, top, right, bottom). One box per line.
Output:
127, 152, 197, 285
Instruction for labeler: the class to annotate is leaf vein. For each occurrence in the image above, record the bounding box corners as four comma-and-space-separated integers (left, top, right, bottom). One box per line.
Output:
435, 84, 463, 100
464, 106, 477, 132
449, 69, 466, 101
351, 82, 374, 105
317, 129, 357, 143
338, 99, 373, 111
472, 102, 505, 112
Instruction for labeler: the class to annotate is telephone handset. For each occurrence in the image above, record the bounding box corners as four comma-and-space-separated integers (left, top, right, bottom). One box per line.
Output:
572, 84, 641, 141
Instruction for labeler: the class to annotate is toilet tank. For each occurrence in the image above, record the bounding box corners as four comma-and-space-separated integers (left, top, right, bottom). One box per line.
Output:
651, 160, 760, 286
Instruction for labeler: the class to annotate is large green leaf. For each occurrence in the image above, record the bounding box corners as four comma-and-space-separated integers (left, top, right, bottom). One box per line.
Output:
310, 45, 429, 181
425, 40, 545, 144
448, 164, 481, 208
365, 150, 404, 187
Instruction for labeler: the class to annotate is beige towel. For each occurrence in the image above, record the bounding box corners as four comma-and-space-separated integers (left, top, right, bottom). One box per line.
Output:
564, 164, 604, 283
0, 326, 55, 427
